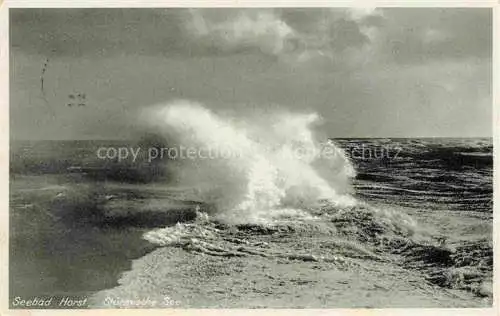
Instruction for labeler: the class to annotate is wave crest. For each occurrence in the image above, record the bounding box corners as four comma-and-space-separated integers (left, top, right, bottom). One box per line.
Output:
141, 100, 356, 223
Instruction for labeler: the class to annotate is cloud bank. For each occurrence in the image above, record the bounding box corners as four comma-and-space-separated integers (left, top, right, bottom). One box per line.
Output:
10, 8, 492, 139
11, 8, 490, 64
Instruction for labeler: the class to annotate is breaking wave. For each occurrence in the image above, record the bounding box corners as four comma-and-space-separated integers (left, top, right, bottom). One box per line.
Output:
140, 100, 356, 224
133, 100, 491, 299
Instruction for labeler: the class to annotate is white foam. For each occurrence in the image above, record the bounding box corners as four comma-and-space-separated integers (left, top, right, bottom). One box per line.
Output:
141, 100, 357, 223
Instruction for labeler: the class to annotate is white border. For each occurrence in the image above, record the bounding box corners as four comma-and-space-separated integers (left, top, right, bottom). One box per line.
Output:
0, 2, 498, 316
3, 0, 499, 7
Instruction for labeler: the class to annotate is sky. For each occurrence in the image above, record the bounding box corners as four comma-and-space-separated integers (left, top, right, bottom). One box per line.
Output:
10, 8, 492, 140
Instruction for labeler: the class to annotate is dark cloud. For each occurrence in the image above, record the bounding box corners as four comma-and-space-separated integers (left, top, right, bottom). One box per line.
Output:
9, 8, 492, 139
10, 8, 376, 60
10, 9, 190, 57
278, 8, 376, 52
10, 8, 492, 63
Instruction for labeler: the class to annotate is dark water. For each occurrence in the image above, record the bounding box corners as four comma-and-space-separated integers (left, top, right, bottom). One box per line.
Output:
9, 138, 493, 306
335, 138, 493, 212
9, 175, 158, 305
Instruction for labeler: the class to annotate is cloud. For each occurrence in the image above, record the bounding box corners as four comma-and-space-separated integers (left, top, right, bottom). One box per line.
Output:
10, 9, 190, 56
177, 8, 380, 64
10, 8, 379, 63
374, 8, 492, 64
11, 8, 491, 66
10, 8, 492, 139
185, 9, 295, 56
276, 8, 379, 60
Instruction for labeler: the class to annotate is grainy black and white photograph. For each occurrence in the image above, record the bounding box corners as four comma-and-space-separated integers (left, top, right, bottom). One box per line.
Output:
8, 6, 494, 309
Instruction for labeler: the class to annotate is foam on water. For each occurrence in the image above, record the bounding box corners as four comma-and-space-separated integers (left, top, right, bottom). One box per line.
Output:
138, 101, 493, 298
141, 100, 356, 224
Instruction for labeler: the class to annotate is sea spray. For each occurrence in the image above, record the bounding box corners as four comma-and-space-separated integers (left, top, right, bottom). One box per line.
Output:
140, 100, 356, 223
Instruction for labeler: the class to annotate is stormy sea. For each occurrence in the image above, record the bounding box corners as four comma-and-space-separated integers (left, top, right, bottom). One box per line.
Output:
9, 102, 493, 308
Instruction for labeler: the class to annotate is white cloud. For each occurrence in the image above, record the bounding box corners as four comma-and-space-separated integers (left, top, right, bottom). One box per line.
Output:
183, 8, 381, 64
186, 9, 295, 56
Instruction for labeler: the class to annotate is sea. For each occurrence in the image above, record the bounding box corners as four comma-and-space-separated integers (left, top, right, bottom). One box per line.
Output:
9, 104, 494, 308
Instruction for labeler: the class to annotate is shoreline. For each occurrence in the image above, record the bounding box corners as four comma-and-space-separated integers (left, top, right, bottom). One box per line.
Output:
89, 203, 492, 308
89, 245, 491, 308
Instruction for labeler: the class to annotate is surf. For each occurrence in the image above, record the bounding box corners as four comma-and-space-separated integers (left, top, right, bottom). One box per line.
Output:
139, 100, 357, 224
